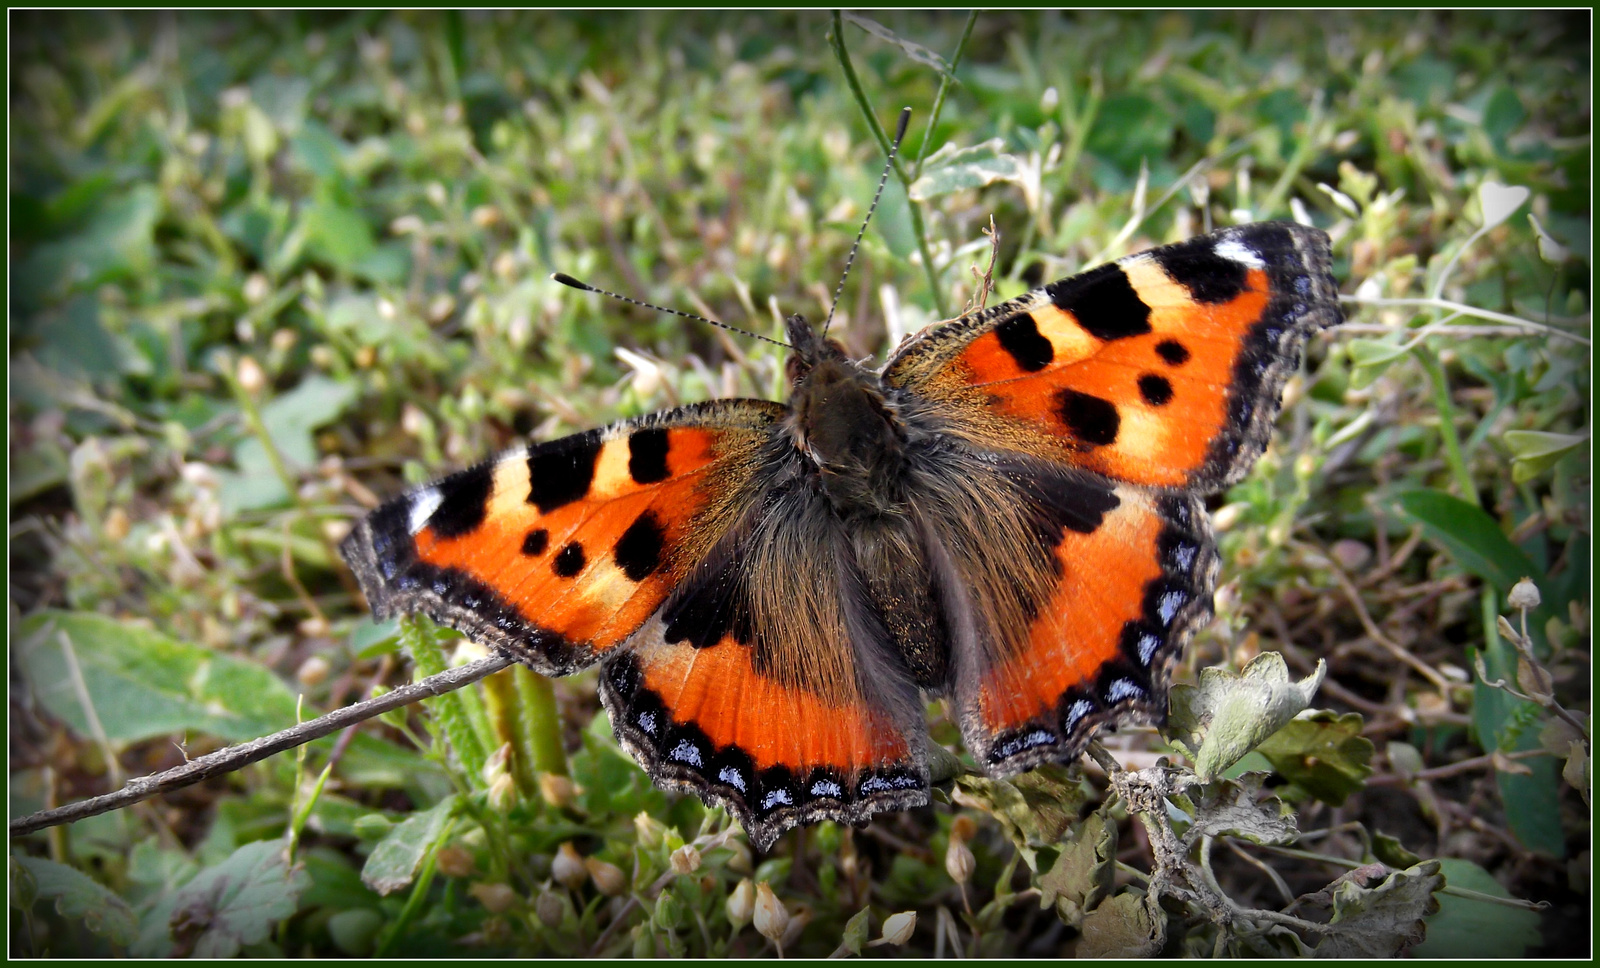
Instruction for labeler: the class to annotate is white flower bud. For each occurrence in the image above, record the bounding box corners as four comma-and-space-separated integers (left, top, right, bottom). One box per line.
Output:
552, 842, 586, 890
1508, 577, 1542, 611
726, 877, 754, 930
878, 911, 917, 946
670, 845, 701, 875
752, 882, 789, 943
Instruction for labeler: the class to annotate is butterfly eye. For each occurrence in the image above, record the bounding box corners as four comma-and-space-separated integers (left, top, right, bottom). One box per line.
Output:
785, 354, 809, 384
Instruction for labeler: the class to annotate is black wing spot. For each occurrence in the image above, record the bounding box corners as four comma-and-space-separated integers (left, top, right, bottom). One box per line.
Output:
553, 542, 586, 578
1152, 238, 1249, 304
1049, 265, 1151, 341
1056, 389, 1120, 446
521, 528, 549, 556
1138, 374, 1174, 407
528, 432, 602, 513
628, 428, 671, 485
993, 313, 1054, 372
614, 511, 665, 581
1155, 339, 1191, 366
425, 463, 494, 538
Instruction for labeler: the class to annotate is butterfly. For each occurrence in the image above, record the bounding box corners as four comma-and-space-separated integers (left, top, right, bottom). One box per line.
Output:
340, 220, 1340, 851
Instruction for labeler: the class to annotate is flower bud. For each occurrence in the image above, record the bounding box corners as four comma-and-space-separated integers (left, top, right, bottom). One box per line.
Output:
670, 845, 701, 876
435, 845, 475, 878
634, 811, 666, 849
1508, 577, 1542, 611
552, 842, 586, 890
236, 355, 266, 394
488, 772, 517, 812
752, 882, 789, 943
724, 839, 753, 874
470, 881, 516, 913
295, 655, 331, 687
585, 857, 626, 896
539, 772, 575, 810
780, 902, 812, 949
945, 836, 975, 885
726, 877, 754, 930
879, 910, 917, 946
535, 889, 564, 927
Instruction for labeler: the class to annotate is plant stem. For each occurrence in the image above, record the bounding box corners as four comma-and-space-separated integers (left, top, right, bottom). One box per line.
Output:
1412, 345, 1479, 506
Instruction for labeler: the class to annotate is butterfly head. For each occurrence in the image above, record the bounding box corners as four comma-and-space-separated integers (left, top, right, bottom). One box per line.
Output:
780, 314, 906, 511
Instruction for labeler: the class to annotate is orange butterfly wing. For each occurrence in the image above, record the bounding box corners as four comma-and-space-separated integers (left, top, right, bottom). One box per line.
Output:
341, 400, 785, 673
343, 399, 929, 848
886, 222, 1339, 769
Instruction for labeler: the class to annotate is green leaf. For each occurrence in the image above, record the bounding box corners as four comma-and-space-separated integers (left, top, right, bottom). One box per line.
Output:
13, 854, 139, 946
1309, 860, 1444, 957
360, 795, 458, 896
1255, 711, 1374, 806
166, 838, 311, 958
1076, 890, 1163, 958
1393, 489, 1543, 592
1414, 858, 1543, 957
909, 139, 1030, 201
1503, 430, 1587, 484
1371, 831, 1422, 869
300, 186, 376, 275
953, 764, 1084, 870
14, 611, 301, 744
219, 374, 358, 513
1038, 809, 1115, 927
838, 907, 871, 957
1168, 653, 1327, 781
1178, 773, 1298, 846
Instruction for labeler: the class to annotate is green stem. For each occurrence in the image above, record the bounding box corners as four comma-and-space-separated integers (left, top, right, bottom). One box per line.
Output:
515, 665, 570, 776
830, 9, 956, 318
226, 365, 300, 503
910, 11, 979, 179
1412, 345, 1478, 506
402, 616, 491, 777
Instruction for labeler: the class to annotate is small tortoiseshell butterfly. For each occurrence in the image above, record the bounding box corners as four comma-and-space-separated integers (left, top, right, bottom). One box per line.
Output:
341, 220, 1340, 850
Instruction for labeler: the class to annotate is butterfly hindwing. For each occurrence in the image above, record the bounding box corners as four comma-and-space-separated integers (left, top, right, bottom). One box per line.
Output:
884, 221, 1339, 491
599, 477, 929, 851
340, 399, 784, 675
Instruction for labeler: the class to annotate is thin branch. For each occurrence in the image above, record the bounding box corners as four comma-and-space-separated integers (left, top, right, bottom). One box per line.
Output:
9, 652, 515, 837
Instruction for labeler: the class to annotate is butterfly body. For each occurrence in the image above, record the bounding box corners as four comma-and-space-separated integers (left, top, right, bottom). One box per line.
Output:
342, 221, 1340, 850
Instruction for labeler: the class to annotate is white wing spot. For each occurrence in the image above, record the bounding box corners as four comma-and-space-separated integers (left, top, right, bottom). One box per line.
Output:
1215, 238, 1265, 269
668, 739, 702, 767
1107, 678, 1145, 703
1158, 590, 1188, 625
810, 779, 843, 798
1138, 633, 1162, 665
1064, 699, 1095, 732
407, 487, 443, 534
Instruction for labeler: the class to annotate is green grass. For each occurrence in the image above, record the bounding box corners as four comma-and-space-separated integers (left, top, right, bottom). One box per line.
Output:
9, 10, 1590, 958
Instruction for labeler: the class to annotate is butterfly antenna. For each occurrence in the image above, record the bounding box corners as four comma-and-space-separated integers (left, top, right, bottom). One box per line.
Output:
822, 106, 912, 338
550, 273, 792, 349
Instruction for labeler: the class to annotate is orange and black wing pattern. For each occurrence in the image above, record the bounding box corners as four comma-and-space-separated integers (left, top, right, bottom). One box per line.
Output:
341, 399, 785, 675
887, 223, 1339, 771
885, 221, 1339, 490
343, 400, 929, 848
598, 479, 929, 851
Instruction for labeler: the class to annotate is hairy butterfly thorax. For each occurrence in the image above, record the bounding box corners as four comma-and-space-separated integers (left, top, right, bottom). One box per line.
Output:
783, 314, 910, 518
